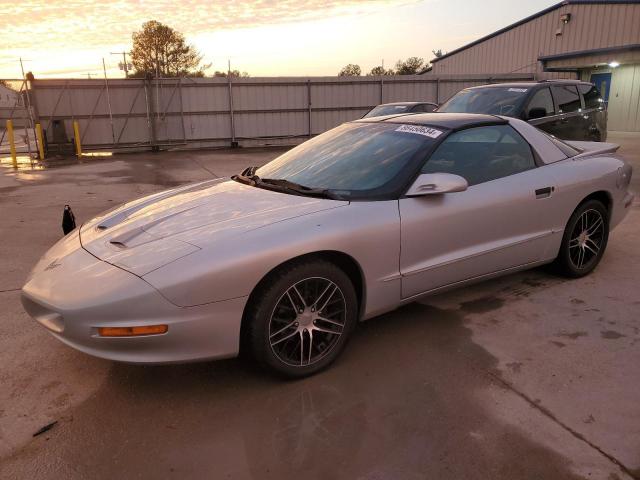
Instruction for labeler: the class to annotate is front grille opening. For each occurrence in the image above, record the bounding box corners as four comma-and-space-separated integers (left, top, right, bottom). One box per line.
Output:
22, 295, 65, 333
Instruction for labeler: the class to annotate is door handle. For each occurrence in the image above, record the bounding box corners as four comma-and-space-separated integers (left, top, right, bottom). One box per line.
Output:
535, 186, 554, 198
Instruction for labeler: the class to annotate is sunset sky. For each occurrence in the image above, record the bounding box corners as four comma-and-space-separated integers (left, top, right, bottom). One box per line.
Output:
0, 0, 559, 79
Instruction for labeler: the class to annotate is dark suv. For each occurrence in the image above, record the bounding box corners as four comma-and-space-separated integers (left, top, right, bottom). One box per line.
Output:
437, 80, 607, 141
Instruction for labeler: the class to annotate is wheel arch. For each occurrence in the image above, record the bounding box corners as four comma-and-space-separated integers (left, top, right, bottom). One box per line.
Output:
239, 250, 366, 353
552, 189, 611, 277
578, 190, 612, 216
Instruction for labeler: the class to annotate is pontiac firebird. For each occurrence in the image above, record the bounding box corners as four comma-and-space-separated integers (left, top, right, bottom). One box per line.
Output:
22, 113, 634, 377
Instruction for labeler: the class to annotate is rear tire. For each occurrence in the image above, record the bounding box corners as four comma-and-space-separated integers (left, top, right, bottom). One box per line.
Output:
246, 260, 358, 378
552, 200, 609, 278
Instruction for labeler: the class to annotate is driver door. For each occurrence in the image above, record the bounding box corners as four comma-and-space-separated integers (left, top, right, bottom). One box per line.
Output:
399, 124, 557, 299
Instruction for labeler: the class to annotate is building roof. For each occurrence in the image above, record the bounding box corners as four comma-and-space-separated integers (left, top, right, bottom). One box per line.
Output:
430, 0, 640, 64
0, 84, 17, 94
538, 43, 640, 61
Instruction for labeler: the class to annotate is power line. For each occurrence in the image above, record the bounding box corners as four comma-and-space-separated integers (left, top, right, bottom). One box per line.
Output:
110, 51, 131, 78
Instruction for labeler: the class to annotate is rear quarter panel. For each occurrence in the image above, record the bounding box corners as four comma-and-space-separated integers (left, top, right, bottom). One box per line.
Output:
543, 153, 629, 258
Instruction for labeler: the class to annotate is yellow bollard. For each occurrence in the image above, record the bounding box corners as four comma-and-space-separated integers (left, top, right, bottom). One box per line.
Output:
73, 120, 82, 158
6, 119, 17, 168
35, 123, 45, 160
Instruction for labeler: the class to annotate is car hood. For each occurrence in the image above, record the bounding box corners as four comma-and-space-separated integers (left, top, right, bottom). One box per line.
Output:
80, 178, 347, 275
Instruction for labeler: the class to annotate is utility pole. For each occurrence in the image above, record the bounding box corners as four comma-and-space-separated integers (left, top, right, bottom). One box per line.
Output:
227, 59, 237, 147
19, 57, 33, 120
380, 59, 385, 103
19, 57, 35, 159
102, 58, 116, 145
110, 51, 130, 78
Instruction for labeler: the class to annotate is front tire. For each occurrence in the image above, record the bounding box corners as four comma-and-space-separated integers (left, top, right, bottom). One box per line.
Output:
553, 199, 609, 277
246, 260, 358, 378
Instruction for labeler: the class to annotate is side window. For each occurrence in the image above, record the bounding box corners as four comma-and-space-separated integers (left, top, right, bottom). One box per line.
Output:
551, 85, 581, 113
422, 125, 536, 186
578, 84, 602, 109
412, 103, 436, 113
526, 88, 554, 118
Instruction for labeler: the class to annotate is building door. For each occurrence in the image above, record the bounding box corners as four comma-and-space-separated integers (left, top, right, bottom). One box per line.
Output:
590, 73, 611, 104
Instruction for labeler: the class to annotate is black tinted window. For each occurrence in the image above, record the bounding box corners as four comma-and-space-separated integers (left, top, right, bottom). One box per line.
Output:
422, 125, 535, 186
363, 104, 410, 118
552, 85, 581, 113
578, 84, 602, 109
412, 103, 437, 113
527, 88, 554, 117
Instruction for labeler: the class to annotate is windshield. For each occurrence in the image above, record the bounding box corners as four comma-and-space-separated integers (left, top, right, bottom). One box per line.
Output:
255, 122, 443, 199
363, 104, 410, 118
438, 87, 529, 116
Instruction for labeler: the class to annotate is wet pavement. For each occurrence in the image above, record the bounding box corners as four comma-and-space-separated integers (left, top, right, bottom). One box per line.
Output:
0, 136, 639, 479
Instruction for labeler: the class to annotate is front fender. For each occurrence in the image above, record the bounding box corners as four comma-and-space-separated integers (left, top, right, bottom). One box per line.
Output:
142, 201, 401, 319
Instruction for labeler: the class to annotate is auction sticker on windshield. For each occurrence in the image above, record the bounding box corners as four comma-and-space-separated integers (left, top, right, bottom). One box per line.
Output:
395, 125, 443, 138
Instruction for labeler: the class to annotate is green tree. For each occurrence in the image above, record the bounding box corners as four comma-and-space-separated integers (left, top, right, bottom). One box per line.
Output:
338, 64, 361, 76
394, 57, 425, 75
130, 20, 208, 77
368, 66, 394, 76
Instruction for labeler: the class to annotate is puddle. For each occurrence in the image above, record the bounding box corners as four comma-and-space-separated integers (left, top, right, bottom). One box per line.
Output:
0, 155, 43, 171
0, 152, 115, 174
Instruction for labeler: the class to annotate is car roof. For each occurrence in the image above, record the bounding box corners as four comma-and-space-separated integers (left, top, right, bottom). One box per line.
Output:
355, 112, 507, 130
374, 102, 425, 107
464, 80, 592, 90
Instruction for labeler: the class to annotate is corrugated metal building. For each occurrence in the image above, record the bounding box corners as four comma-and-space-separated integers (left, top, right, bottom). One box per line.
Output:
428, 0, 640, 132
0, 84, 18, 108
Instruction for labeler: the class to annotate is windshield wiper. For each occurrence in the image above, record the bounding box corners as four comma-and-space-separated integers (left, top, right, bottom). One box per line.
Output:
231, 166, 260, 185
232, 167, 343, 200
259, 178, 343, 200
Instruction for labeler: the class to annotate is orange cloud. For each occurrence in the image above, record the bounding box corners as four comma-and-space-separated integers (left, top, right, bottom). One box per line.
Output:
2, 0, 410, 50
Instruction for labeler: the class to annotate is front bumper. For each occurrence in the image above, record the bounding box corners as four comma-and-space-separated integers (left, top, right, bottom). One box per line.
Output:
22, 231, 247, 364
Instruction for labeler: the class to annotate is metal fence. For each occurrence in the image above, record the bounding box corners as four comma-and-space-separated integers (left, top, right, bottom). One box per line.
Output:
2, 73, 535, 153
0, 79, 36, 158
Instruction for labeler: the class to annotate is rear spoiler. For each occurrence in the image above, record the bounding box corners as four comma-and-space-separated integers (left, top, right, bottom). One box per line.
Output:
565, 141, 620, 159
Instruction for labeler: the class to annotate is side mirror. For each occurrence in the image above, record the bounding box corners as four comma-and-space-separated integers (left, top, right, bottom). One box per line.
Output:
528, 107, 547, 120
406, 173, 468, 197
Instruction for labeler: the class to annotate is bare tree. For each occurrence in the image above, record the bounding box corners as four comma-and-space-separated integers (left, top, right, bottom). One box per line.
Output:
130, 20, 208, 77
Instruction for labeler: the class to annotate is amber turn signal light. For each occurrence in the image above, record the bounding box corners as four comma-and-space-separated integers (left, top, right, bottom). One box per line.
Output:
98, 325, 168, 337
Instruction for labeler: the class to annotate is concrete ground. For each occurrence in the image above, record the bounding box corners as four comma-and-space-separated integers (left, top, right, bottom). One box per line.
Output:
0, 133, 638, 479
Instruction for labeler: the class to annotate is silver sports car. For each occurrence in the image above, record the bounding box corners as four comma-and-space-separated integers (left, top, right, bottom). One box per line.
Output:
22, 113, 634, 377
